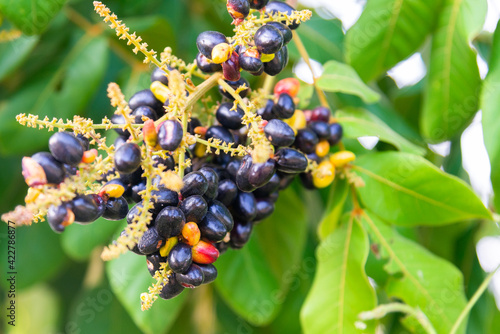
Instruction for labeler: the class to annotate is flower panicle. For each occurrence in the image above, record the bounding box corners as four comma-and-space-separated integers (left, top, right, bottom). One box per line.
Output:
93, 1, 160, 66
140, 263, 172, 311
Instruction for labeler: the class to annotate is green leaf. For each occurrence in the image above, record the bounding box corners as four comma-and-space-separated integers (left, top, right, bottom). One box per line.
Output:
481, 21, 500, 212
0, 35, 108, 154
420, 0, 487, 142
336, 107, 425, 155
317, 177, 349, 240
301, 215, 377, 334
345, 0, 443, 82
67, 283, 141, 334
361, 213, 468, 334
317, 60, 380, 103
61, 217, 124, 262
215, 188, 307, 326
288, 16, 344, 63
106, 250, 187, 334
297, 81, 314, 109
354, 152, 491, 225
0, 222, 68, 290
0, 0, 66, 35
0, 35, 38, 81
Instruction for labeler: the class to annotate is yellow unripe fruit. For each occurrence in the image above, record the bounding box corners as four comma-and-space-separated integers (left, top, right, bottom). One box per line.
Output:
150, 80, 170, 103
313, 160, 335, 188
284, 109, 307, 131
159, 237, 178, 257
100, 183, 125, 198
329, 150, 356, 167
315, 140, 330, 158
261, 53, 275, 62
211, 43, 232, 64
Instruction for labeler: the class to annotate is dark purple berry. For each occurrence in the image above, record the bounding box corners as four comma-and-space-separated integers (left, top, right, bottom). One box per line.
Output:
151, 67, 170, 86
71, 194, 105, 224
274, 148, 308, 173
131, 181, 146, 203
111, 114, 129, 138
239, 49, 263, 74
216, 102, 245, 130
311, 106, 331, 122
222, 51, 240, 81
232, 191, 257, 221
155, 206, 186, 238
205, 125, 235, 145
216, 179, 238, 206
230, 220, 253, 248
236, 155, 257, 192
196, 53, 223, 73
76, 134, 90, 151
181, 172, 209, 197
253, 173, 280, 197
146, 252, 166, 276
132, 106, 158, 123
176, 264, 204, 288
198, 167, 219, 199
309, 121, 330, 140
49, 132, 84, 167
208, 200, 234, 231
129, 89, 163, 113
197, 31, 228, 59
218, 77, 250, 100
255, 24, 284, 55
249, 0, 269, 10
199, 264, 218, 284
257, 99, 275, 121
328, 123, 343, 145
198, 212, 228, 242
114, 143, 142, 174
254, 199, 274, 221
158, 120, 183, 151
248, 159, 276, 188
168, 243, 193, 273
47, 204, 70, 233
31, 152, 65, 184
266, 21, 292, 44
264, 119, 295, 147
272, 93, 295, 119
179, 195, 208, 223
227, 0, 250, 24
138, 228, 164, 255
159, 274, 184, 299
103, 196, 129, 220
226, 159, 242, 181
263, 46, 287, 76
294, 129, 319, 154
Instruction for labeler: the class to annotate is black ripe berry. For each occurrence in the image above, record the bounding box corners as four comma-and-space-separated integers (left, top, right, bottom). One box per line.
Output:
328, 123, 343, 145
232, 191, 257, 222
150, 67, 169, 86
76, 134, 90, 151
216, 102, 245, 130
208, 200, 234, 231
128, 89, 163, 114
196, 31, 228, 59
159, 274, 184, 300
181, 172, 209, 197
49, 132, 84, 166
272, 93, 295, 119
199, 264, 218, 284
179, 195, 208, 223
138, 228, 164, 255
196, 53, 223, 73
236, 155, 257, 192
72, 194, 105, 223
111, 114, 130, 138
257, 99, 275, 121
274, 148, 308, 173
102, 196, 129, 221
198, 212, 228, 242
155, 206, 186, 238
248, 159, 276, 188
254, 199, 275, 221
264, 119, 295, 147
308, 121, 330, 140
265, 1, 300, 29
311, 106, 331, 122
31, 152, 65, 184
205, 125, 235, 145
253, 173, 280, 198
254, 24, 284, 55
266, 21, 292, 45
230, 220, 253, 249
158, 120, 183, 151
294, 128, 319, 154
168, 242, 193, 274
131, 106, 158, 123
216, 179, 238, 206
198, 167, 219, 199
146, 252, 166, 277
263, 46, 288, 76
114, 142, 142, 174
239, 49, 263, 74
176, 264, 204, 288
151, 187, 179, 212
249, 0, 269, 10
47, 204, 71, 233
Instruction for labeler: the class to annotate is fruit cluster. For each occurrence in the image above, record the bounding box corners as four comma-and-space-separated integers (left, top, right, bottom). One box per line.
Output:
196, 1, 305, 80
6, 0, 354, 309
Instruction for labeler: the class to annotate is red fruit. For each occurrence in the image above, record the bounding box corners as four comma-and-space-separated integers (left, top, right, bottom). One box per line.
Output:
222, 52, 241, 81
192, 240, 219, 264
274, 78, 300, 97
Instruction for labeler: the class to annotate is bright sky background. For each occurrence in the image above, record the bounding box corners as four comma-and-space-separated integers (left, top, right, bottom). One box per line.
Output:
296, 0, 500, 309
